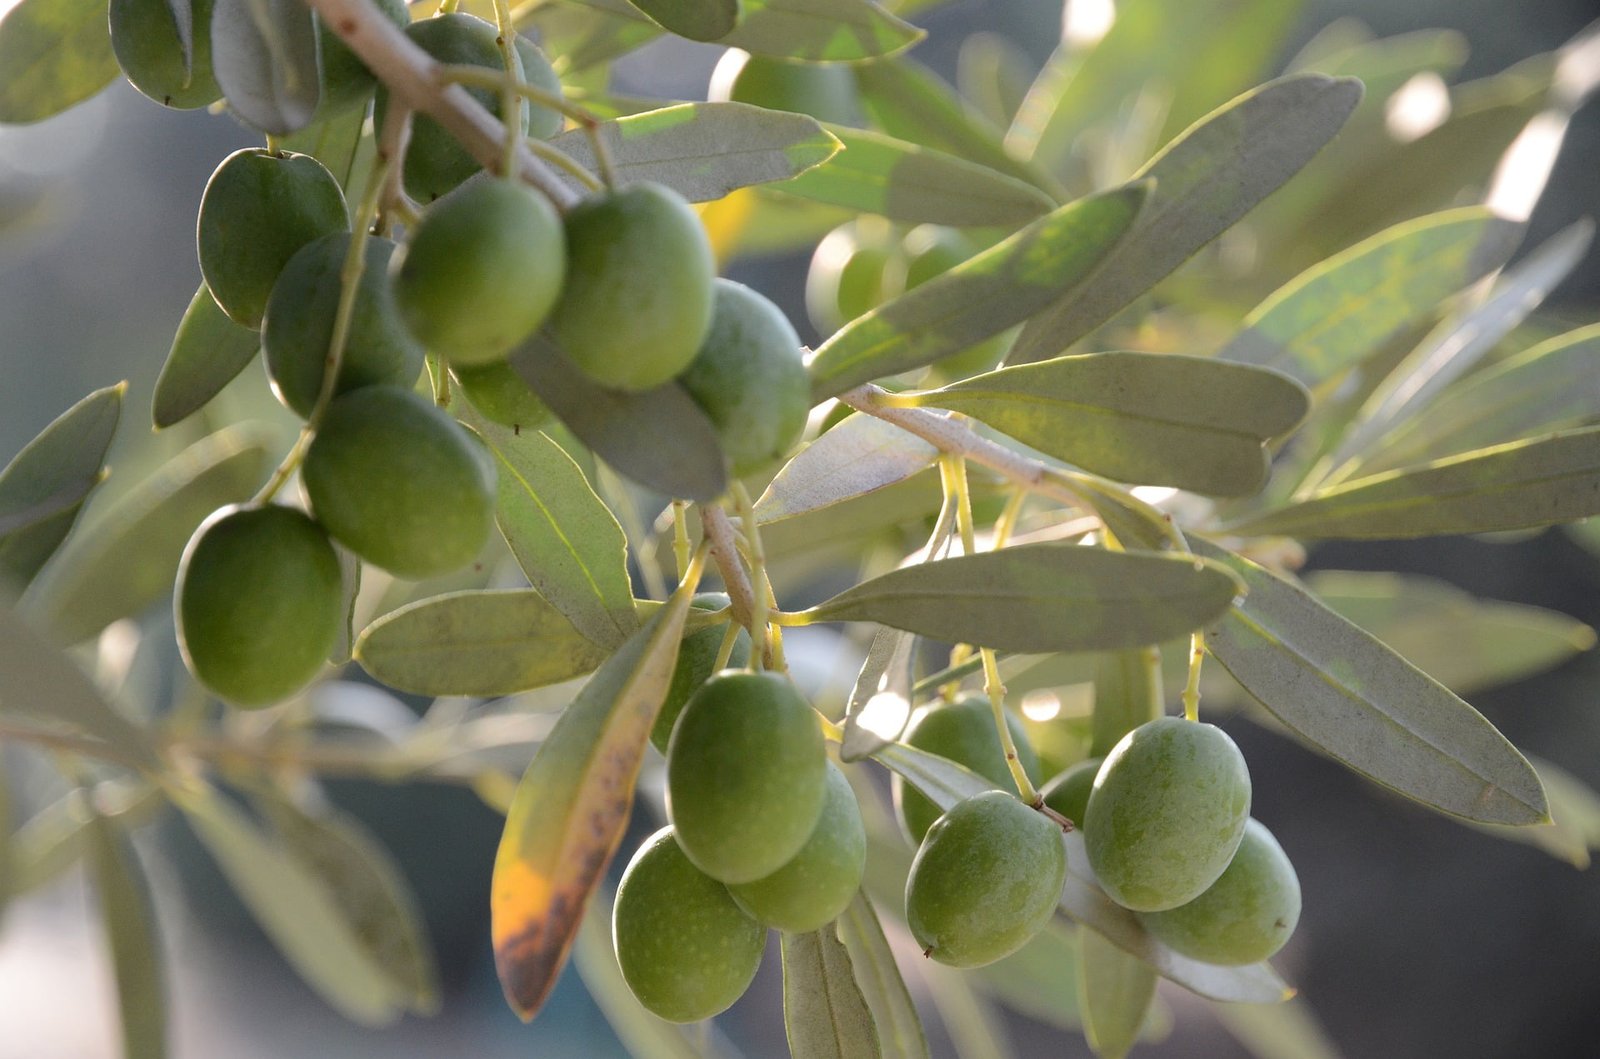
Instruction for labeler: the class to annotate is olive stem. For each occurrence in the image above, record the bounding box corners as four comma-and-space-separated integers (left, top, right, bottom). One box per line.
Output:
427, 353, 450, 406
1183, 632, 1206, 723
700, 504, 757, 632
730, 481, 780, 672
711, 621, 743, 672
671, 500, 691, 582
488, 0, 525, 178
523, 137, 603, 191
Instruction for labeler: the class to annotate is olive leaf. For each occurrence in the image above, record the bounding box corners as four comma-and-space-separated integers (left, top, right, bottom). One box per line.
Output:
623, 0, 739, 42
1468, 755, 1600, 869
757, 413, 937, 525
1078, 928, 1158, 1059
1210, 997, 1343, 1059
211, 0, 322, 135
835, 892, 930, 1059
1091, 649, 1164, 759
85, 813, 167, 1059
727, 0, 921, 62
152, 284, 260, 430
0, 0, 119, 124
782, 925, 883, 1059
6, 783, 160, 899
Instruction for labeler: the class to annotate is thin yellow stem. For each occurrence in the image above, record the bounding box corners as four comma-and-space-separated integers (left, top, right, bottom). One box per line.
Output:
671, 500, 690, 582
1183, 632, 1205, 723
489, 0, 524, 177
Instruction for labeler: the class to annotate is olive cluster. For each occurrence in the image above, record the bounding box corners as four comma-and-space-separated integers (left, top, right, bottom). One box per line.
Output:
614, 666, 866, 1023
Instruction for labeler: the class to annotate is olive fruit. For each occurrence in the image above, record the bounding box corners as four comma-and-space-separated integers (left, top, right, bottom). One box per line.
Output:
513, 38, 566, 141
650, 593, 751, 755
708, 49, 859, 125
1084, 717, 1252, 912
805, 219, 900, 334
262, 234, 425, 418
302, 386, 496, 579
728, 762, 866, 933
905, 791, 1066, 968
451, 361, 552, 431
546, 183, 715, 391
315, 0, 411, 117
613, 827, 765, 1023
893, 695, 1042, 844
175, 505, 342, 708
392, 179, 566, 366
900, 225, 1010, 382
198, 149, 350, 329
1138, 819, 1301, 965
1039, 757, 1103, 829
667, 670, 827, 883
677, 280, 809, 476
109, 0, 221, 110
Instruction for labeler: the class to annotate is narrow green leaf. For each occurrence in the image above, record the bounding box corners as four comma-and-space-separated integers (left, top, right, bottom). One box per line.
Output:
0, 383, 123, 590
0, 0, 118, 124
777, 126, 1054, 228
902, 353, 1308, 497
1469, 755, 1600, 869
547, 102, 840, 202
525, 2, 661, 75
572, 907, 708, 1059
508, 335, 728, 502
1211, 998, 1342, 1059
152, 285, 261, 430
1193, 540, 1548, 825
492, 588, 694, 1019
757, 413, 936, 524
624, 0, 738, 41
462, 412, 637, 649
211, 0, 321, 134
725, 0, 922, 61
1229, 427, 1600, 540
1078, 928, 1157, 1059
257, 794, 439, 1014
783, 925, 883, 1059
1091, 649, 1163, 758
327, 544, 360, 665
1009, 75, 1364, 364
808, 185, 1148, 400
811, 543, 1243, 654
970, 923, 1083, 1031
1218, 208, 1524, 389
356, 589, 611, 697
836, 891, 930, 1059
7, 783, 160, 899
25, 427, 275, 645
85, 814, 166, 1059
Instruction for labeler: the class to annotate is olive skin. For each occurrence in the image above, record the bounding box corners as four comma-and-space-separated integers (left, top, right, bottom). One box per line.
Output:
708, 49, 860, 125
546, 183, 716, 391
110, 0, 221, 110
728, 762, 866, 933
262, 234, 425, 419
893, 695, 1042, 844
198, 150, 350, 329
315, 0, 410, 117
649, 593, 751, 755
613, 827, 765, 1023
392, 179, 566, 366
1039, 757, 1103, 830
905, 791, 1066, 968
1084, 717, 1252, 912
667, 670, 827, 884
513, 38, 565, 141
451, 361, 552, 431
805, 220, 900, 334
302, 387, 497, 579
1138, 818, 1301, 966
175, 505, 342, 708
677, 280, 809, 476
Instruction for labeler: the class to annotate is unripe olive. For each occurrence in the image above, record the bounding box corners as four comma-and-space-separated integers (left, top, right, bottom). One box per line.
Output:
392, 179, 566, 366
315, 0, 411, 117
109, 0, 221, 110
198, 149, 350, 329
547, 183, 716, 391
451, 362, 552, 431
1138, 819, 1301, 965
1039, 757, 1103, 830
900, 225, 1010, 382
728, 762, 865, 933
650, 593, 751, 755
175, 504, 341, 708
708, 49, 860, 125
677, 280, 809, 476
905, 791, 1066, 968
513, 38, 565, 141
805, 219, 901, 334
667, 670, 827, 884
893, 695, 1042, 844
302, 386, 497, 579
1084, 717, 1252, 912
262, 233, 425, 418
613, 827, 765, 1023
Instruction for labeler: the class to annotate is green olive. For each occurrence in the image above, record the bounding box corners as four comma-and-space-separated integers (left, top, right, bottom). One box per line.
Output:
613, 827, 765, 1023
546, 182, 715, 391
905, 791, 1066, 968
650, 593, 751, 755
262, 234, 425, 418
708, 49, 860, 125
175, 504, 341, 708
677, 279, 809, 476
728, 761, 866, 933
1039, 757, 1103, 830
893, 695, 1042, 844
301, 386, 496, 579
805, 219, 901, 334
392, 178, 566, 366
451, 361, 552, 432
1138, 818, 1301, 965
666, 670, 827, 884
109, 0, 221, 110
314, 0, 411, 117
197, 149, 350, 329
1084, 717, 1252, 912
513, 38, 565, 141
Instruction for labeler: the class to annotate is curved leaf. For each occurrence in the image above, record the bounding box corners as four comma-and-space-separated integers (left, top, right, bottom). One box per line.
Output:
836, 892, 930, 1059
0, 0, 118, 124
783, 926, 882, 1059
85, 813, 166, 1059
757, 413, 937, 524
152, 285, 260, 430
726, 0, 921, 61
624, 0, 738, 42
1079, 929, 1157, 1059
212, 0, 321, 135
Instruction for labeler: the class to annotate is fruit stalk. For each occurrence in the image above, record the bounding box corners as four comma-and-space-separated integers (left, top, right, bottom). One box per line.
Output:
700, 503, 758, 634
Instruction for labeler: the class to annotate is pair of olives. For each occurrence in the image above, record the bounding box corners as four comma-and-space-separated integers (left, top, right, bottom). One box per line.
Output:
613, 669, 867, 1022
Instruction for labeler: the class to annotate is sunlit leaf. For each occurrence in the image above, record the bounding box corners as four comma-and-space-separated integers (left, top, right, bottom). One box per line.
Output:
1211, 998, 1342, 1059
0, 0, 118, 124
1468, 755, 1600, 869
836, 891, 930, 1059
624, 0, 738, 41
211, 0, 321, 134
152, 285, 260, 430
782, 925, 882, 1059
808, 185, 1148, 400
1079, 928, 1157, 1059
492, 587, 694, 1019
841, 624, 916, 762
757, 413, 937, 524
725, 0, 922, 61
85, 813, 166, 1059
7, 783, 160, 899
1193, 540, 1548, 825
